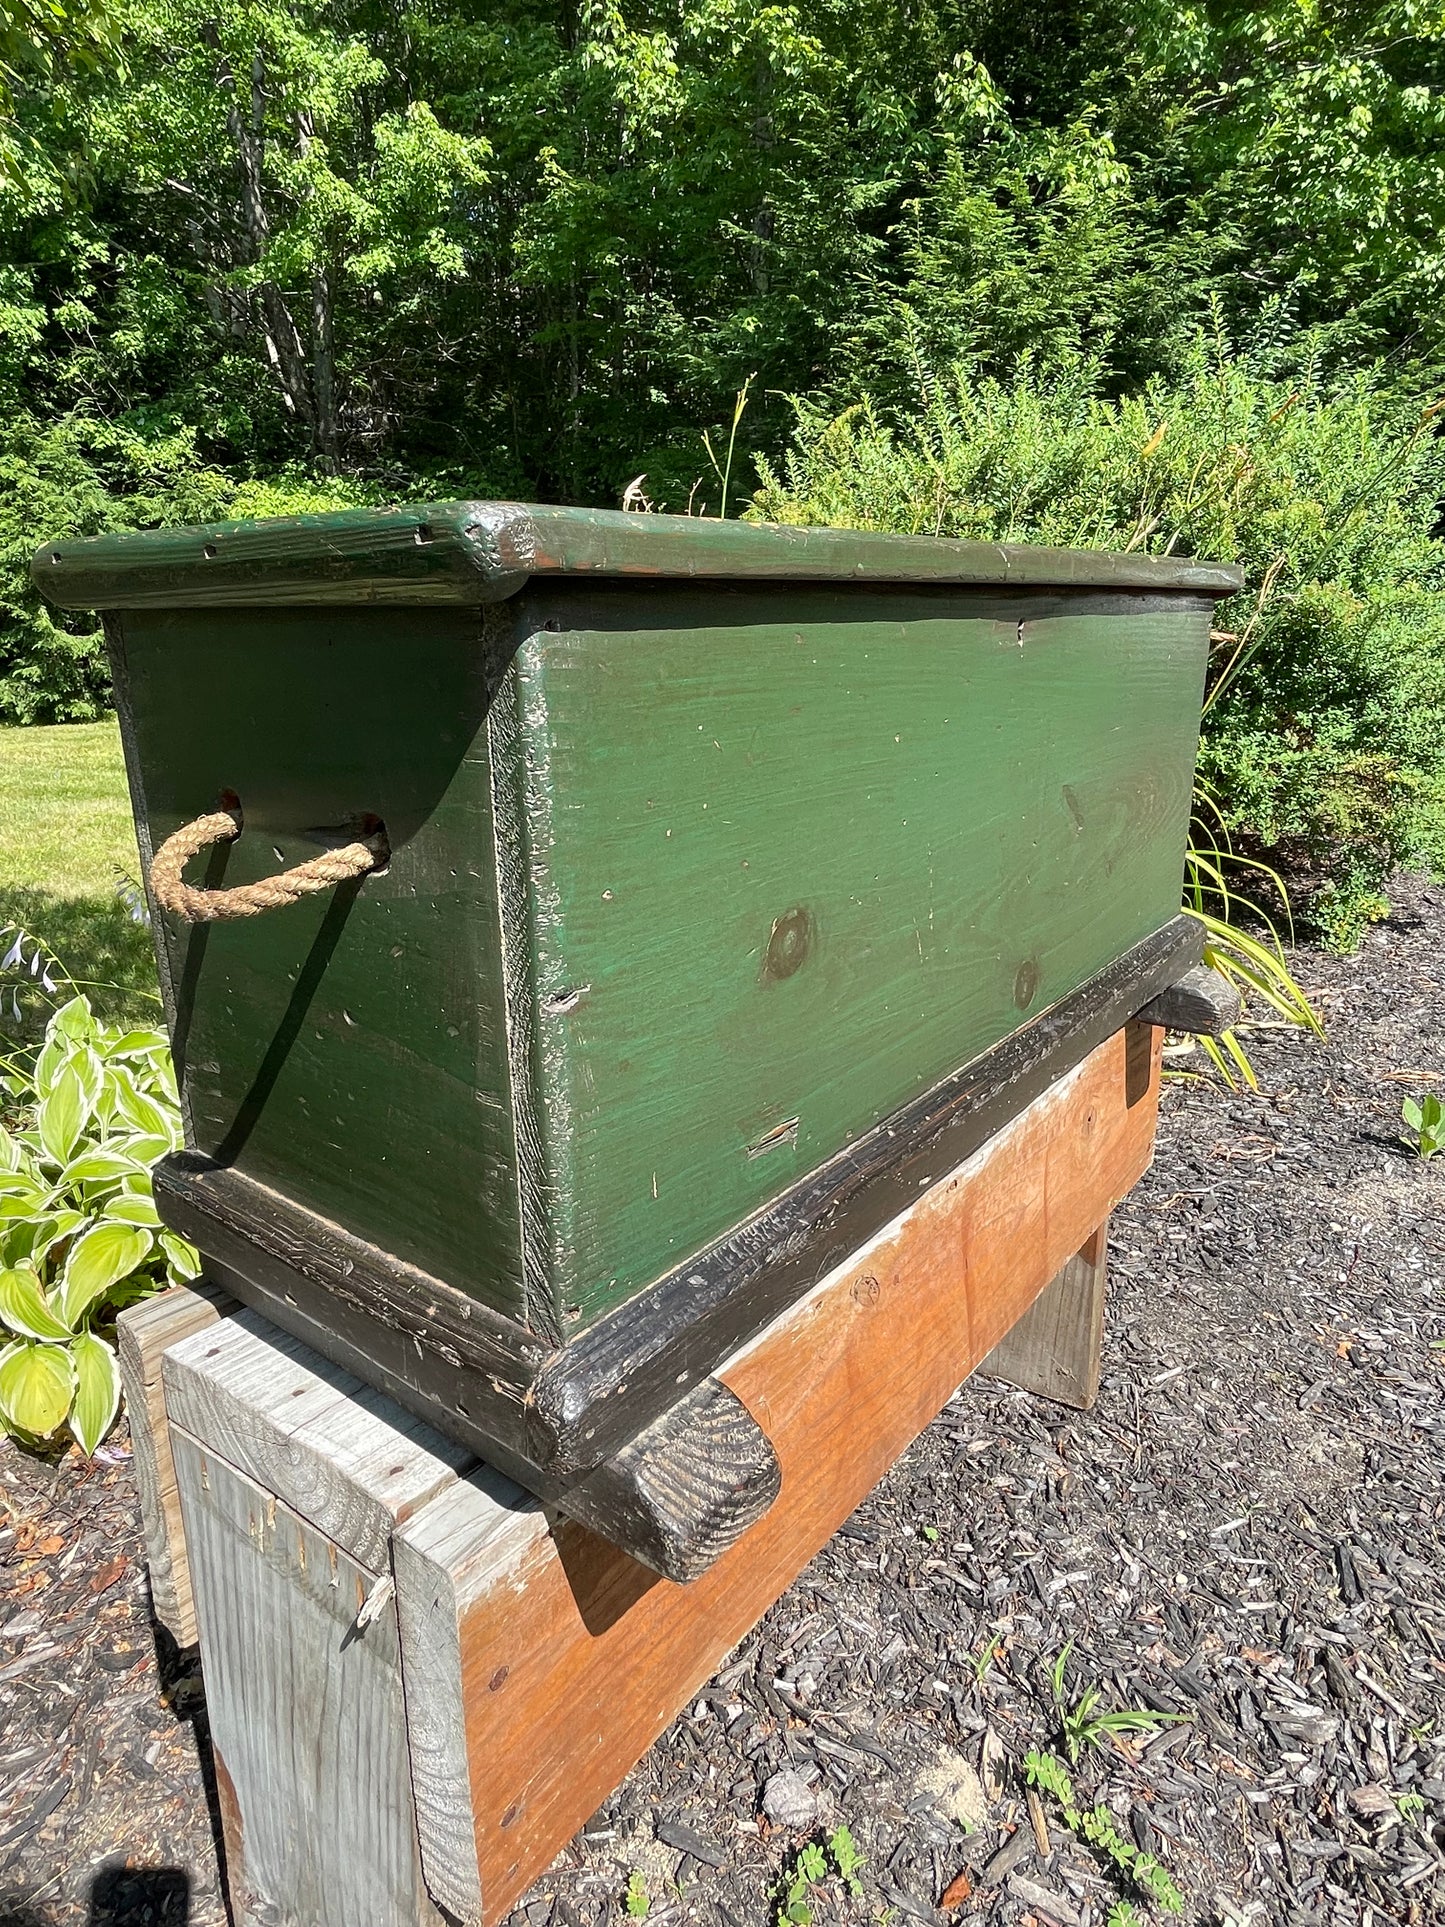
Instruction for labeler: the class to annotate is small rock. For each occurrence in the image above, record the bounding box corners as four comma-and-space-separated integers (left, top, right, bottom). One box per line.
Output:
761, 1768, 817, 1832
1348, 1784, 1397, 1817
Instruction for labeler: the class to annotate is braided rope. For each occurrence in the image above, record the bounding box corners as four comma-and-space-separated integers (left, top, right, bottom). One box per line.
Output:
149, 808, 380, 923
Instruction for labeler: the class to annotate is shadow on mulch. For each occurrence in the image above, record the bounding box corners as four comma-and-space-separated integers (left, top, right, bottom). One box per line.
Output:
0, 1862, 192, 1926
0, 1437, 229, 1927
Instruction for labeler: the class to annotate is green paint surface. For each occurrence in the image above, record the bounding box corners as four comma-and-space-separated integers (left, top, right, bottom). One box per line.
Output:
505, 584, 1209, 1324
118, 604, 525, 1315
111, 576, 1212, 1337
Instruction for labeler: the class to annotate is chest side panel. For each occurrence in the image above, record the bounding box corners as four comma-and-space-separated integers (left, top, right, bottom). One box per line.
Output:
114, 603, 525, 1318
509, 583, 1209, 1326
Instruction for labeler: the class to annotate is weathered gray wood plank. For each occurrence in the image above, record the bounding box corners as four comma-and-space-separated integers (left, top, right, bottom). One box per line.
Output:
978, 1222, 1109, 1410
162, 1308, 473, 1569
170, 1428, 445, 1927
115, 1280, 234, 1642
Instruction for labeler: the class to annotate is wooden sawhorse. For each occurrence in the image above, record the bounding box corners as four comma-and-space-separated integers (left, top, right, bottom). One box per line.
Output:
118, 1023, 1155, 1926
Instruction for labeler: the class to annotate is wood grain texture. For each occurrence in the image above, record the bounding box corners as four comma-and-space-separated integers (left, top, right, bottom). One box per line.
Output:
392, 1467, 531, 1924
36, 501, 1244, 611
153, 1155, 548, 1477
118, 600, 526, 1316
1136, 962, 1242, 1036
397, 1023, 1160, 1921
528, 919, 1194, 1476
979, 1221, 1109, 1409
88, 517, 1224, 1359
170, 1429, 445, 1927
115, 1280, 233, 1643
162, 1309, 473, 1570
563, 1378, 781, 1582
499, 583, 1206, 1323
153, 926, 1194, 1499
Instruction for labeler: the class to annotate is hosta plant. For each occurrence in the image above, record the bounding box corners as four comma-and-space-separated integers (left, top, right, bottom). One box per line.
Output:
0, 993, 199, 1452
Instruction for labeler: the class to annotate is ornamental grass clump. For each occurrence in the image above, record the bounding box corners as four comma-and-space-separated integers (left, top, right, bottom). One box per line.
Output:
0, 985, 199, 1452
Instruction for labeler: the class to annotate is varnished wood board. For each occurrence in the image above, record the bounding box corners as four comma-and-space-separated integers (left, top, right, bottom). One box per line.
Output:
393, 1023, 1160, 1921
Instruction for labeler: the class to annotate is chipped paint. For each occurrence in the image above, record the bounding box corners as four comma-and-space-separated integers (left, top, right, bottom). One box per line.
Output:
747, 1116, 800, 1159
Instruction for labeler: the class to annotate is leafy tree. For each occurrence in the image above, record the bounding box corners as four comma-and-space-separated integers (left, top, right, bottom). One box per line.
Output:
2, 0, 1444, 943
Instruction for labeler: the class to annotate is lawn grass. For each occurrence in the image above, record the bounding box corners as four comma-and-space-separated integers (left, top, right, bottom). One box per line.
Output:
0, 720, 160, 1034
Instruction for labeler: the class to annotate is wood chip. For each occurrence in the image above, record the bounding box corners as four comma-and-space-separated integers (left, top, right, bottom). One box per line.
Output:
938, 1870, 973, 1911
1005, 1873, 1081, 1926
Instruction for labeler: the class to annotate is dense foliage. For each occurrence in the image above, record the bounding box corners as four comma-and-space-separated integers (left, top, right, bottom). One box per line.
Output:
755, 338, 1445, 946
0, 976, 199, 1450
8, 1, 1445, 502
2, 0, 1444, 928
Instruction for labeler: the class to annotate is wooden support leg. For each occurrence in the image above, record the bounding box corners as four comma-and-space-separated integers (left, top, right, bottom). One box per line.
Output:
163, 1314, 474, 1927
978, 1220, 1108, 1410
170, 1430, 449, 1927
146, 1026, 1159, 1926
392, 1031, 1158, 1922
115, 1279, 234, 1644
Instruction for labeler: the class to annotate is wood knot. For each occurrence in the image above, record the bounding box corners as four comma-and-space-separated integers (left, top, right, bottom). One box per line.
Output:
761, 906, 813, 983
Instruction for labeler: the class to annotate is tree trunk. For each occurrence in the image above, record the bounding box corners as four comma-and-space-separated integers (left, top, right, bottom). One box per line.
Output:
199, 25, 315, 431
312, 263, 337, 471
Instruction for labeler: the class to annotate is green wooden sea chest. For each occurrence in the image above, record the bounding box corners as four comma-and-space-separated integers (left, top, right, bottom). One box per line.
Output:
37, 504, 1240, 1503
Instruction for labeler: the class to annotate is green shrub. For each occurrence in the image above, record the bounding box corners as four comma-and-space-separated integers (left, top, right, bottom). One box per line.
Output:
0, 987, 198, 1451
752, 330, 1445, 947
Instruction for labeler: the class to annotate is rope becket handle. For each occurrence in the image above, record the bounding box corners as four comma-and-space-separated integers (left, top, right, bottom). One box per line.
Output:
149, 804, 386, 924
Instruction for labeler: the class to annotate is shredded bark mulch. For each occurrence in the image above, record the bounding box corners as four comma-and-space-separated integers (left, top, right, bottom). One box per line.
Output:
2, 877, 1442, 1927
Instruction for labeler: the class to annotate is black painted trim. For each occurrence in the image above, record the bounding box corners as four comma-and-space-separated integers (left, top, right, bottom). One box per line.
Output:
531, 913, 1198, 1472
154, 914, 1199, 1489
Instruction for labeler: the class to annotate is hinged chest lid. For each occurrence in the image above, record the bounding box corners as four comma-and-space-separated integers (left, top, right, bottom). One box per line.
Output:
37, 501, 1243, 608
